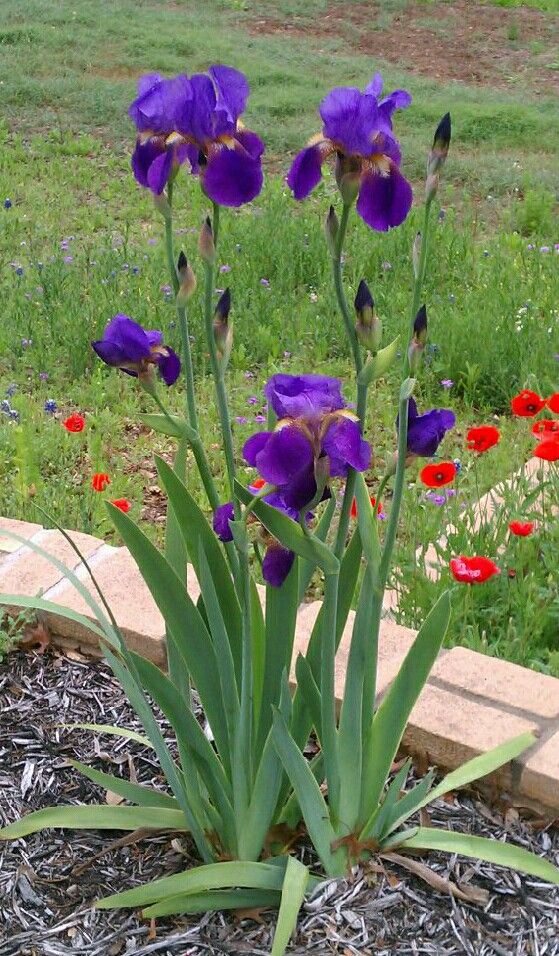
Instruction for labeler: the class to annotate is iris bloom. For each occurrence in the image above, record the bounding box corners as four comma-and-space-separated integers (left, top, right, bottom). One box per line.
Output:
287, 73, 412, 231
399, 398, 455, 457
243, 374, 371, 512
129, 65, 264, 205
92, 314, 180, 386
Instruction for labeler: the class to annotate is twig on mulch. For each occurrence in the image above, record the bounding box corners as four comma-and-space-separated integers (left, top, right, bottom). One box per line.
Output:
1, 648, 558, 955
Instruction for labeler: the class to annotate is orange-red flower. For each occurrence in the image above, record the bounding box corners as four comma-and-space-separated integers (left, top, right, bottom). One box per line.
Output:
91, 472, 111, 492
466, 425, 500, 453
533, 440, 559, 462
450, 555, 500, 584
546, 393, 559, 414
509, 520, 534, 537
510, 390, 545, 417
532, 418, 559, 438
351, 495, 383, 518
63, 413, 85, 433
111, 498, 131, 512
419, 461, 457, 488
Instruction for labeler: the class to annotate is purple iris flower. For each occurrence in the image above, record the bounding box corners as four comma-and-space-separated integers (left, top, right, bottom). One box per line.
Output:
129, 66, 264, 205
213, 501, 235, 542
92, 314, 181, 386
242, 374, 370, 512
287, 72, 412, 231
399, 397, 455, 457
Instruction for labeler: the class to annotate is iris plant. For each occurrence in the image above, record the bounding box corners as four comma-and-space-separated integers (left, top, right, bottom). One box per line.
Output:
3, 62, 558, 956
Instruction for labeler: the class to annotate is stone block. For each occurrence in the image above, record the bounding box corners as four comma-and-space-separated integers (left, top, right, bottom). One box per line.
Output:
0, 528, 104, 601
0, 517, 43, 555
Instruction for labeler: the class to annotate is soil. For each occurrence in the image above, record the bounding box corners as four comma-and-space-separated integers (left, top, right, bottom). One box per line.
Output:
1, 648, 559, 955
246, 0, 559, 94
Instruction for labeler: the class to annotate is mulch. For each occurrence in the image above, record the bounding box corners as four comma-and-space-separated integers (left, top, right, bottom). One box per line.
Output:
1, 647, 559, 956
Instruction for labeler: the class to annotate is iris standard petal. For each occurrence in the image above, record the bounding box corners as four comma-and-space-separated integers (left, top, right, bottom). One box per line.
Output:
202, 145, 263, 206
128, 74, 191, 134
320, 86, 381, 156
322, 417, 371, 476
208, 64, 249, 125
177, 73, 219, 141
286, 144, 324, 200
264, 374, 345, 419
99, 314, 152, 363
356, 163, 413, 231
254, 426, 314, 486
157, 347, 181, 386
364, 73, 383, 98
263, 543, 296, 588
213, 502, 235, 542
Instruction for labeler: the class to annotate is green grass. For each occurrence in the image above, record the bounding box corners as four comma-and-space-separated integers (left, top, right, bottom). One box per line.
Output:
0, 0, 558, 672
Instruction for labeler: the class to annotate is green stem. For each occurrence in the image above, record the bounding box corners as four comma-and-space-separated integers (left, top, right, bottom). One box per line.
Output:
321, 571, 341, 823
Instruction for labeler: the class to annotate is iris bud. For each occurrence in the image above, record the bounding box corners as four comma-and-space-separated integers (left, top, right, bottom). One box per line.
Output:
324, 205, 339, 256
408, 304, 427, 372
213, 288, 233, 368
199, 216, 216, 265
176, 251, 197, 305
335, 152, 361, 206
426, 112, 451, 202
153, 192, 172, 221
354, 279, 381, 352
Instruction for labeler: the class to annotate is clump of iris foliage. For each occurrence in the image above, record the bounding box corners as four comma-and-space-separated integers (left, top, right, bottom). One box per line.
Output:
1, 64, 558, 953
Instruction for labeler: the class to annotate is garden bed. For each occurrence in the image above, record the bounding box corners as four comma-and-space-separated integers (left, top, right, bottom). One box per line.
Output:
2, 649, 558, 956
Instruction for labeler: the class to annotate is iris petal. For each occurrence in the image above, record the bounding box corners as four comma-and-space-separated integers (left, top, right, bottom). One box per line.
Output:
286, 144, 324, 200
322, 417, 371, 476
202, 145, 263, 206
356, 163, 413, 232
158, 347, 181, 386
254, 426, 314, 486
264, 374, 345, 419
320, 86, 381, 155
263, 543, 295, 587
209, 64, 249, 125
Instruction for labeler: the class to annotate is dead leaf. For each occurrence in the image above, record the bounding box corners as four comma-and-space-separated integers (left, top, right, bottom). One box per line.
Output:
419, 807, 431, 828
105, 790, 125, 806
234, 907, 269, 923
381, 851, 490, 904
147, 918, 157, 940
20, 622, 50, 654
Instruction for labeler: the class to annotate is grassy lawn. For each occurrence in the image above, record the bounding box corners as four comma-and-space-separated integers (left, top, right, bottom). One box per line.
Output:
0, 0, 558, 669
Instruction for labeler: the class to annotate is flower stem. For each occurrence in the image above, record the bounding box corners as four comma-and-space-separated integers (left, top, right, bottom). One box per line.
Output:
321, 571, 341, 823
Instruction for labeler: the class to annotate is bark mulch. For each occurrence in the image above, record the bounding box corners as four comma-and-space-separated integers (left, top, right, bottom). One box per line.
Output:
1, 648, 558, 956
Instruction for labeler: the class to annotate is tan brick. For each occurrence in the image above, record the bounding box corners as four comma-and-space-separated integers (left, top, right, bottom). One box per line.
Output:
0, 516, 43, 555
471, 458, 549, 532
46, 547, 168, 666
0, 528, 103, 599
431, 646, 559, 719
520, 732, 559, 810
403, 683, 538, 791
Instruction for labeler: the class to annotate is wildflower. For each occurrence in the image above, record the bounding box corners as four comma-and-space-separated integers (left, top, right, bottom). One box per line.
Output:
8, 409, 19, 422
260, 278, 270, 287
533, 440, 559, 462
15, 267, 24, 277
4, 198, 11, 209
248, 396, 259, 406
509, 520, 534, 537
63, 255, 74, 264
6, 384, 17, 397
510, 389, 546, 417
438, 208, 446, 222
254, 413, 266, 423
219, 264, 232, 274
92, 473, 111, 492
243, 373, 370, 512
92, 314, 181, 386
350, 495, 383, 518
235, 416, 248, 425
450, 556, 500, 584
540, 246, 550, 253
111, 498, 131, 513
287, 73, 412, 231
466, 425, 500, 453
453, 458, 461, 472
532, 418, 559, 437
420, 461, 457, 488
381, 261, 392, 272
63, 413, 86, 433
44, 399, 58, 414
440, 379, 453, 389
399, 398, 455, 458
426, 492, 446, 506
547, 393, 559, 414
0, 400, 10, 413
129, 66, 264, 204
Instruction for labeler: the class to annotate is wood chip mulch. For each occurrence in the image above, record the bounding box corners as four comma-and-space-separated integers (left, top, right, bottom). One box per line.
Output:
1, 649, 558, 956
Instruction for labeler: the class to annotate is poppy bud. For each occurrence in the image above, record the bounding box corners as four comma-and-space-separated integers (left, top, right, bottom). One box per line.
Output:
324, 205, 339, 255
426, 112, 451, 201
152, 192, 172, 221
413, 231, 422, 279
335, 152, 361, 206
408, 305, 427, 372
213, 288, 233, 368
354, 279, 382, 352
199, 216, 216, 265
176, 251, 197, 305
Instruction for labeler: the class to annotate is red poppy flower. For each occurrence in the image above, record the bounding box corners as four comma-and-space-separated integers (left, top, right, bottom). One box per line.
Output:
547, 393, 559, 414
532, 419, 559, 437
533, 440, 559, 462
111, 498, 131, 513
63, 413, 86, 433
419, 461, 457, 488
250, 478, 267, 490
509, 520, 534, 537
91, 472, 111, 492
466, 425, 500, 453
450, 555, 500, 584
350, 495, 383, 518
510, 390, 545, 418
